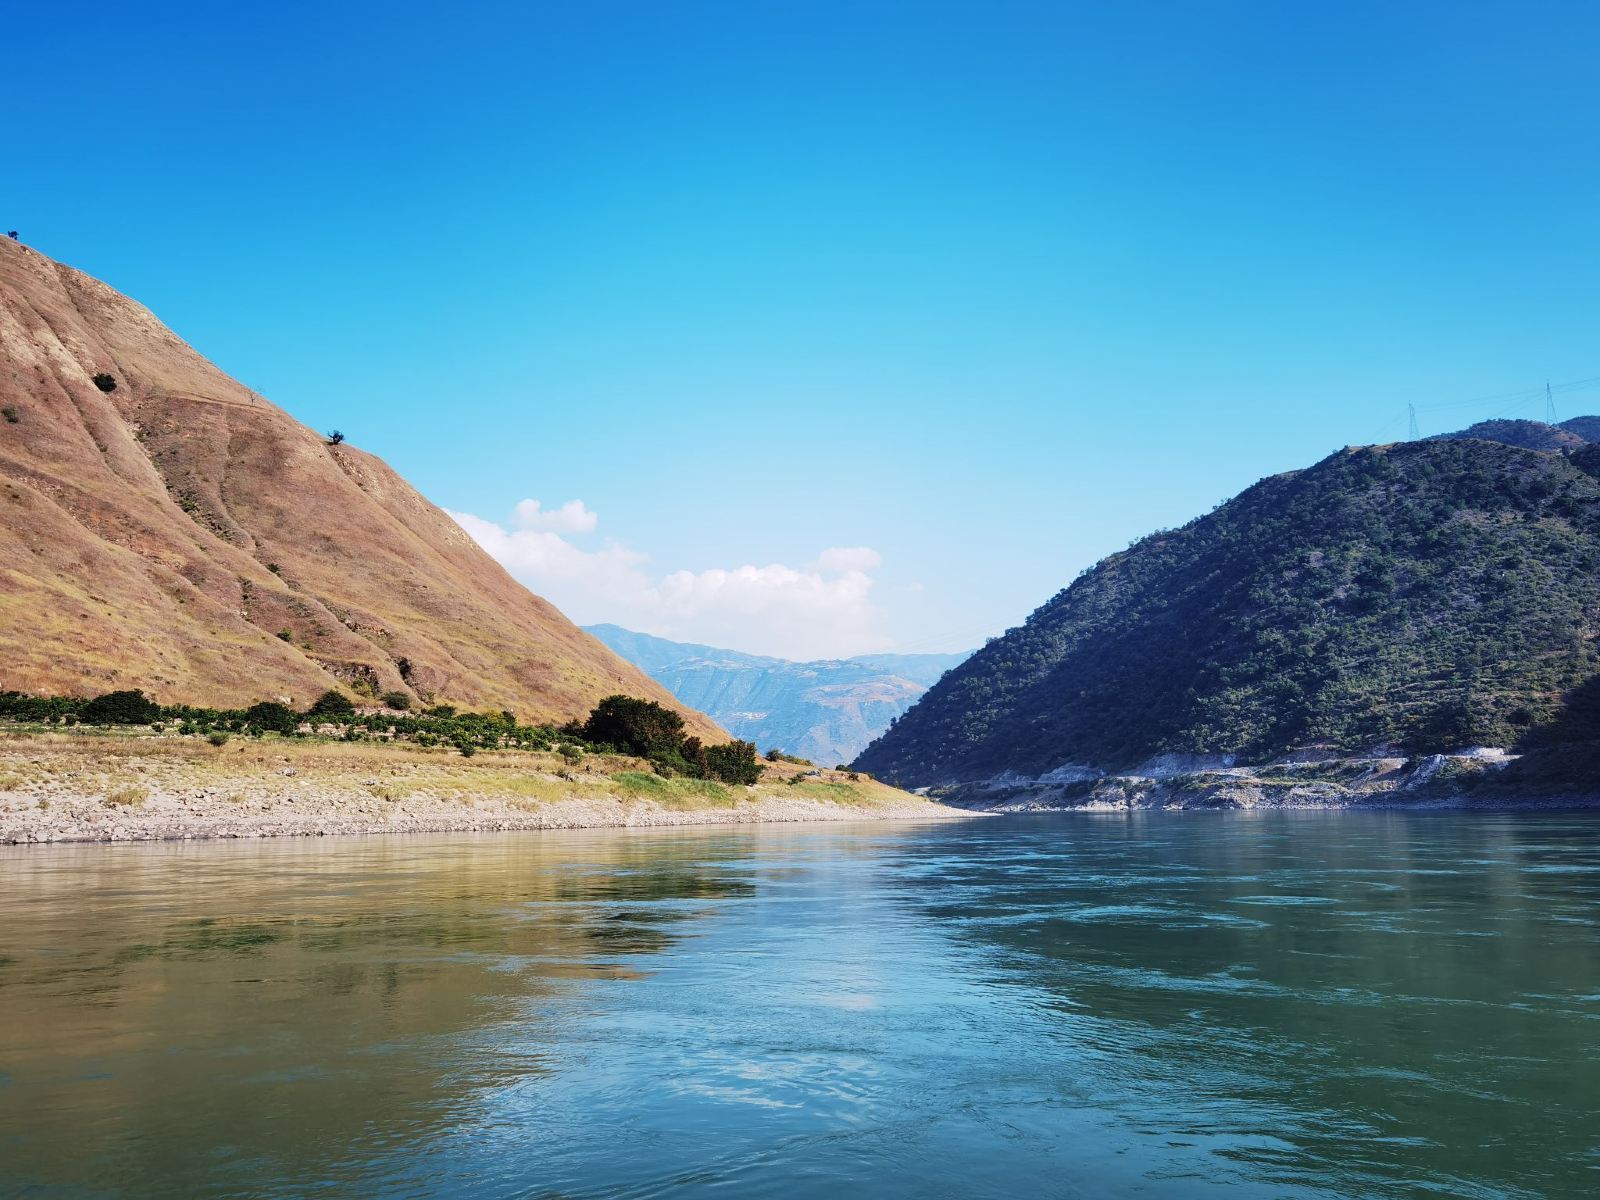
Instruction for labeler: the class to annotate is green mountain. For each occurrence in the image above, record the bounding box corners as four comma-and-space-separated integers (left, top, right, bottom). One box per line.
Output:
855, 427, 1600, 791
585, 625, 969, 766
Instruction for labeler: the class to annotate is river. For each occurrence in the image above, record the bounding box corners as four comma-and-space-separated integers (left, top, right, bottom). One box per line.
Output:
2, 812, 1596, 1198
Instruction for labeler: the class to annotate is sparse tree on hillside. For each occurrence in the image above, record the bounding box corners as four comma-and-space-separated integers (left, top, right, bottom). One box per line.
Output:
326, 430, 345, 446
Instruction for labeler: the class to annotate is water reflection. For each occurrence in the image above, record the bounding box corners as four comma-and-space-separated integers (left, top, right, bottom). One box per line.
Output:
0, 831, 761, 1198
1, 815, 1597, 1199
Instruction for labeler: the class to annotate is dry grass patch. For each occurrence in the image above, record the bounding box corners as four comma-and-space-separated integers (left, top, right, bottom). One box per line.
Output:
101, 784, 149, 808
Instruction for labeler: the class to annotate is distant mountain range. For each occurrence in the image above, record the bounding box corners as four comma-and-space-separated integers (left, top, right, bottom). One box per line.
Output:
585, 625, 970, 765
856, 419, 1600, 796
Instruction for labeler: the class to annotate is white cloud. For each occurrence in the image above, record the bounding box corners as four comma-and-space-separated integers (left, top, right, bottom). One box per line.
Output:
816, 546, 883, 573
511, 498, 598, 534
448, 500, 890, 660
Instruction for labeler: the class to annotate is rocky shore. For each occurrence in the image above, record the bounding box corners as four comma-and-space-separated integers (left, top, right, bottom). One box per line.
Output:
926, 747, 1599, 812
0, 733, 965, 844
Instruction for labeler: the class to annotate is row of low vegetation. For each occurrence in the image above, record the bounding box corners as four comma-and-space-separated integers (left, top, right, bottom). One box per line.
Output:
0, 689, 765, 785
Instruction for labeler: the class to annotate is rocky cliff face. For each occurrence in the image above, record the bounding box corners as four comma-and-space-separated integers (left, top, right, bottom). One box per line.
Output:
585, 625, 968, 765
0, 238, 719, 733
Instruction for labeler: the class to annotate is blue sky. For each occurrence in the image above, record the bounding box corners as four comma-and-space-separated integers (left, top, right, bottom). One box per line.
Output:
9, 1, 1598, 657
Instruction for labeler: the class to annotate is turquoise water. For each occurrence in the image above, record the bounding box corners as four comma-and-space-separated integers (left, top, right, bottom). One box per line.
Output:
1, 813, 1597, 1198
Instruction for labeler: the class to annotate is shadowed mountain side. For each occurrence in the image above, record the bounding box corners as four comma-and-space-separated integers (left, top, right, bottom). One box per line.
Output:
856, 435, 1600, 787
0, 238, 718, 734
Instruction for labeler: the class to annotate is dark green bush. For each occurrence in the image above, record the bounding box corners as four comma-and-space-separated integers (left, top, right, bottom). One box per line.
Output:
243, 701, 299, 735
381, 690, 412, 711
582, 695, 685, 758
704, 739, 762, 785
682, 736, 712, 779
80, 689, 159, 725
307, 690, 355, 719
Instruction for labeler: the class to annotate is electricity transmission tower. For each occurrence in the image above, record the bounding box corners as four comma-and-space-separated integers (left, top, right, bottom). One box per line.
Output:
1546, 380, 1558, 424
1408, 401, 1420, 440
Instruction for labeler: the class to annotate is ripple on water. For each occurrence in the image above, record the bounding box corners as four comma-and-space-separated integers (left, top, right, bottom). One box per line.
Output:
1, 813, 1597, 1199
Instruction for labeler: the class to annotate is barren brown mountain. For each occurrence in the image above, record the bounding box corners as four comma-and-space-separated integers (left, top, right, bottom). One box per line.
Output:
0, 238, 719, 735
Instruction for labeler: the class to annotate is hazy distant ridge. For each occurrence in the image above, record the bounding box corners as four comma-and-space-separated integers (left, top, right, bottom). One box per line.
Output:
585, 625, 969, 765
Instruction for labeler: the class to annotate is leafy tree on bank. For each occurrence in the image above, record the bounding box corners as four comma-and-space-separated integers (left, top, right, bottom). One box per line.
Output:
244, 701, 299, 735
307, 689, 355, 719
580, 695, 685, 758
704, 739, 763, 785
80, 689, 159, 725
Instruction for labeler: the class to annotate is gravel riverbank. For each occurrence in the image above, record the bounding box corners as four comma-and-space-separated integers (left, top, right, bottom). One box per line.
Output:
0, 734, 967, 844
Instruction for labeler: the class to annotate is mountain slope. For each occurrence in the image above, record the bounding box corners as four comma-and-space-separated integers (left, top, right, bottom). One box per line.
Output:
1559, 416, 1600, 442
855, 436, 1600, 787
585, 625, 968, 764
1434, 418, 1587, 452
0, 238, 719, 733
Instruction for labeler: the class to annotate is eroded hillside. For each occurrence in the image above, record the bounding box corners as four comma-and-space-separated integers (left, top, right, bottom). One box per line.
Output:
0, 238, 718, 733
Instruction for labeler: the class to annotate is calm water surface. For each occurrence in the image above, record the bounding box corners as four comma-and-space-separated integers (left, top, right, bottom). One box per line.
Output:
1, 813, 1597, 1199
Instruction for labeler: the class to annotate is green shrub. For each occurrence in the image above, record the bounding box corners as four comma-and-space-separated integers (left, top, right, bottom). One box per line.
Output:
91, 373, 117, 393
704, 739, 763, 785
582, 695, 685, 758
682, 736, 712, 779
80, 689, 160, 726
381, 690, 412, 711
243, 701, 298, 735
207, 731, 231, 746
307, 689, 355, 719
1, 406, 17, 424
